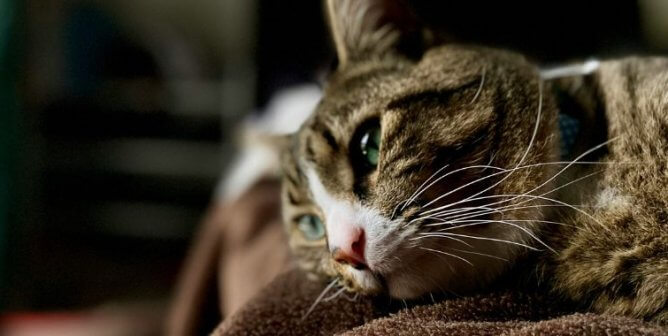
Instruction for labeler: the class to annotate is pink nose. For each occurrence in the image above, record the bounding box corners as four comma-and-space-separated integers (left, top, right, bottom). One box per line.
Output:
331, 227, 367, 269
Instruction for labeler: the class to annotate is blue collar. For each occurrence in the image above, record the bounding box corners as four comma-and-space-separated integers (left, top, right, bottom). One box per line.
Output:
558, 113, 580, 160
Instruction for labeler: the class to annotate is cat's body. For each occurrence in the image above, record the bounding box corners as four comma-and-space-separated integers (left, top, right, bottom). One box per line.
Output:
542, 58, 668, 322
281, 0, 667, 323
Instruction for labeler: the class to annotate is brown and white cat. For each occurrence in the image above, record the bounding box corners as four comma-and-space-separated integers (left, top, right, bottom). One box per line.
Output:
281, 0, 668, 322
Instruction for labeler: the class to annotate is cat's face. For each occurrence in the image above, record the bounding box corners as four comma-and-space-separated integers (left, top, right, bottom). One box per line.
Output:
281, 0, 559, 299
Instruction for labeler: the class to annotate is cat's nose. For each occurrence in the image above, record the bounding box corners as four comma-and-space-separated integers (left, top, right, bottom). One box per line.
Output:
330, 227, 367, 269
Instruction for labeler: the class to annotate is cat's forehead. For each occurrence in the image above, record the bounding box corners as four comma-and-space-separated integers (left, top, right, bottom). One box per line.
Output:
320, 46, 494, 111
296, 47, 511, 154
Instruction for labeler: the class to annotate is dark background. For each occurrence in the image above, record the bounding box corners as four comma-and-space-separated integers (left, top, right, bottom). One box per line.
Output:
0, 0, 666, 331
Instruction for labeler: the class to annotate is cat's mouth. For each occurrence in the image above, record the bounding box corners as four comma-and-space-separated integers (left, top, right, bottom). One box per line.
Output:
351, 256, 427, 299
341, 230, 424, 297
338, 266, 386, 295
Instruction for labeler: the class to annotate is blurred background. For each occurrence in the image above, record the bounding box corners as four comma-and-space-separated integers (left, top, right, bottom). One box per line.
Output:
0, 0, 667, 335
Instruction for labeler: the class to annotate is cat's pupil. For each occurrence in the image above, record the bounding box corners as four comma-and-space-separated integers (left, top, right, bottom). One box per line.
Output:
297, 215, 325, 240
360, 126, 381, 166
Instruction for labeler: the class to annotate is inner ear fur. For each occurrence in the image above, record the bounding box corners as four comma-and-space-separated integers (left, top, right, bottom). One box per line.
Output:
325, 0, 431, 67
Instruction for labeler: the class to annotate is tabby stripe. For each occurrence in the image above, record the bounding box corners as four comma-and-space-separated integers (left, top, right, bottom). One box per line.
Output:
382, 134, 420, 164
282, 160, 302, 186
386, 81, 480, 111
322, 129, 339, 151
381, 115, 409, 147
287, 189, 300, 205
305, 136, 316, 161
391, 158, 425, 179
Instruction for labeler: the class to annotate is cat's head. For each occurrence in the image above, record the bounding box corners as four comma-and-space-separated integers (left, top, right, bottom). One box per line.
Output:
281, 0, 559, 299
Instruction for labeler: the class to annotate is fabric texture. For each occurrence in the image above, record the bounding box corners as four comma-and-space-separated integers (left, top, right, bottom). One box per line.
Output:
165, 179, 290, 336
215, 269, 667, 336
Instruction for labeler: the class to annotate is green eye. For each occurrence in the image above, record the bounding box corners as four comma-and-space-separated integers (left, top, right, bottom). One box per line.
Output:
360, 126, 381, 166
297, 215, 325, 240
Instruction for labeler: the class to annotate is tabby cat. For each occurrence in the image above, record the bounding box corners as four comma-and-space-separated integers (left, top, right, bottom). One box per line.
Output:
281, 0, 668, 322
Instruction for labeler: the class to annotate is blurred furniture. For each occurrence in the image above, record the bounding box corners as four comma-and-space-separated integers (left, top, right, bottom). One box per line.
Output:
4, 0, 257, 311
0, 0, 20, 296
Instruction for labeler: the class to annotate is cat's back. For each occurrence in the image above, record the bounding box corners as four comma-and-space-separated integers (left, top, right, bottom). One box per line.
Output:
595, 56, 668, 197
550, 56, 668, 322
597, 57, 668, 160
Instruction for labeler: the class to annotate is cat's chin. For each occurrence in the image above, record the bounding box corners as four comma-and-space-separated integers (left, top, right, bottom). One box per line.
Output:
383, 269, 456, 300
385, 274, 426, 299
339, 266, 384, 295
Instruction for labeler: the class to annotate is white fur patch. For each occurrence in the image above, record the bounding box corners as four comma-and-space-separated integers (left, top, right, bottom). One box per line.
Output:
215, 85, 321, 201
251, 84, 322, 135
348, 267, 382, 292
596, 187, 632, 210
216, 143, 280, 201
305, 168, 393, 271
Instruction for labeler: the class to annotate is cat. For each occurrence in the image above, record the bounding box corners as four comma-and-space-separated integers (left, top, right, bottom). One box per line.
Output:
280, 0, 668, 322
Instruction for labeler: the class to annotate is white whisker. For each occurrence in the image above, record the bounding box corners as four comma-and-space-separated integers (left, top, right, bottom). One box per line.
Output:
417, 232, 541, 251
420, 247, 474, 266
469, 68, 486, 104
419, 161, 603, 218
398, 164, 450, 213
448, 248, 509, 261
430, 218, 555, 253
434, 218, 571, 228
322, 286, 346, 302
421, 80, 544, 215
432, 203, 597, 225
302, 278, 338, 320
345, 292, 360, 302
411, 232, 473, 247
402, 164, 506, 213
417, 168, 604, 227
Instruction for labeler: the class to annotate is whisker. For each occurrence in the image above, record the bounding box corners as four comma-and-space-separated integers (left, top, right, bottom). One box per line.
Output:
418, 206, 499, 223
419, 162, 604, 217
448, 247, 509, 262
420, 247, 474, 266
403, 154, 621, 225
430, 219, 571, 232
430, 218, 555, 253
417, 232, 541, 251
302, 278, 338, 320
410, 167, 514, 218
322, 287, 346, 302
419, 133, 612, 222
402, 164, 505, 213
417, 169, 603, 226
398, 164, 450, 213
412, 232, 473, 247
421, 80, 544, 216
442, 218, 572, 228
472, 141, 614, 229
503, 141, 612, 204
345, 292, 360, 302
435, 169, 603, 225
423, 194, 549, 221
435, 193, 600, 229
469, 68, 486, 104
426, 204, 508, 223
432, 203, 599, 224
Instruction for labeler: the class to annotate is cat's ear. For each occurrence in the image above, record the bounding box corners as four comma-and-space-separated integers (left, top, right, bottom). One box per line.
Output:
325, 0, 427, 67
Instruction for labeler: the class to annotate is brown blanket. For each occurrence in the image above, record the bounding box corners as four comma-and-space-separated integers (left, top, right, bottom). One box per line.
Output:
166, 179, 667, 336
215, 269, 667, 336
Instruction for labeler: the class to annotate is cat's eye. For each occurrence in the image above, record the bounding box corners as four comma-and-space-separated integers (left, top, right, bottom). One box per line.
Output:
359, 126, 381, 167
296, 215, 325, 240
